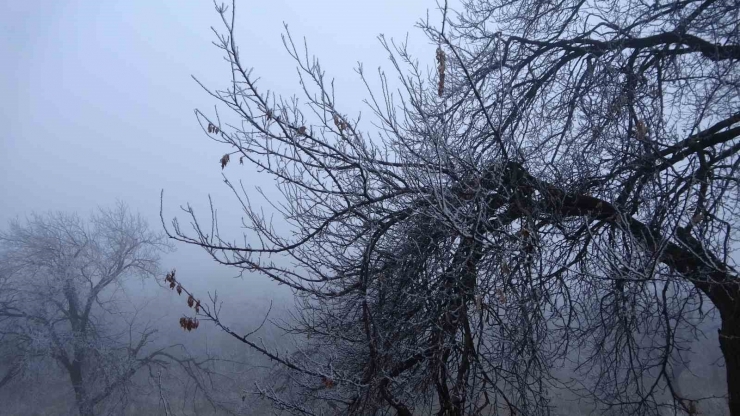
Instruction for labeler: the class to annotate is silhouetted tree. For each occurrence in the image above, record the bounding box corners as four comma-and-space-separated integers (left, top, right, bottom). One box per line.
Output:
0, 204, 221, 416
168, 0, 740, 414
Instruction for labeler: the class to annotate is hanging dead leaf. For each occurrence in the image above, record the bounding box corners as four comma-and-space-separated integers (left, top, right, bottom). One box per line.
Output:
691, 212, 704, 225
239, 156, 244, 165
220, 154, 230, 169
636, 120, 647, 141
179, 316, 199, 331
298, 126, 307, 136
321, 376, 335, 388
333, 114, 341, 129
497, 288, 507, 304
436, 46, 446, 97
164, 269, 176, 285
688, 401, 696, 415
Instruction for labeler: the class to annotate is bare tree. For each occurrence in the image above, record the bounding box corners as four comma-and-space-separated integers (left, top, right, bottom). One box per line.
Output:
166, 0, 740, 414
0, 204, 218, 416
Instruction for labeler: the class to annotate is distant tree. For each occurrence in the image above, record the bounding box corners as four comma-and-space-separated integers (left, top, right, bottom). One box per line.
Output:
0, 204, 218, 416
168, 0, 740, 415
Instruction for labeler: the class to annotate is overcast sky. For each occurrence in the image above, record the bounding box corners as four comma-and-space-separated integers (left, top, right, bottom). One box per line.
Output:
1, 0, 437, 303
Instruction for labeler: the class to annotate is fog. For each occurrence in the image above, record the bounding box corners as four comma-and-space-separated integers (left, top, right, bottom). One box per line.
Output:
1, 0, 430, 289
1, 0, 438, 310
1, 1, 431, 414
0, 1, 734, 415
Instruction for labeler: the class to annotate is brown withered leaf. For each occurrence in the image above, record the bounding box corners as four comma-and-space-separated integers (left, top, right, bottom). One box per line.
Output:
501, 261, 510, 275
220, 154, 230, 169
691, 212, 704, 225
436, 46, 446, 97
636, 120, 647, 141
164, 269, 176, 284
321, 376, 335, 388
298, 126, 307, 136
179, 317, 199, 332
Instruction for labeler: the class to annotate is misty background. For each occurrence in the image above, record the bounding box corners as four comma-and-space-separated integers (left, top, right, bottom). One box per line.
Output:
0, 1, 433, 414
0, 0, 439, 318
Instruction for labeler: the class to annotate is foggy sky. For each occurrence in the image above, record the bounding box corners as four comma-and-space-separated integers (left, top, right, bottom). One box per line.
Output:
0, 0, 436, 303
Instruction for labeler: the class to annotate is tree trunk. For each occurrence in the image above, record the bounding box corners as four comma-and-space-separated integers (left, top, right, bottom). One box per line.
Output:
69, 364, 94, 416
719, 315, 740, 416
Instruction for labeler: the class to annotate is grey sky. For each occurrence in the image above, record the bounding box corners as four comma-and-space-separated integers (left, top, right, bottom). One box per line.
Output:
1, 0, 435, 300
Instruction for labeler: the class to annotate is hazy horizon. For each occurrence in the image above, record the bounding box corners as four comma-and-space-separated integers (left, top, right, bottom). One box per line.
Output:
1, 0, 435, 298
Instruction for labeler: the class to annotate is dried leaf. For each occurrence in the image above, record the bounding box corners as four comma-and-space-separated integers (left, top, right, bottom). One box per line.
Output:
636, 120, 647, 141
220, 154, 230, 169
691, 212, 704, 225
688, 401, 697, 415
179, 316, 199, 332
176, 284, 183, 295
333, 114, 341, 129
321, 376, 335, 388
164, 269, 176, 284
298, 126, 307, 136
436, 46, 446, 97
239, 156, 244, 165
